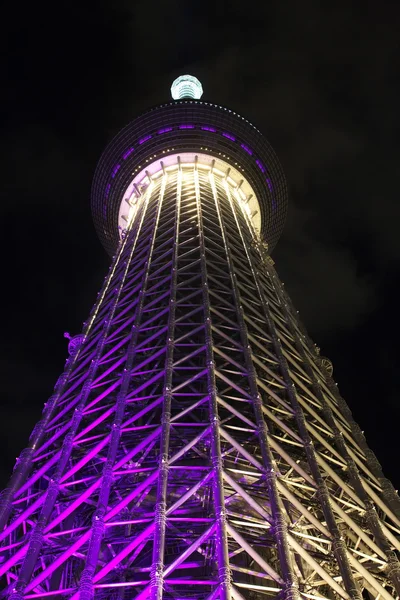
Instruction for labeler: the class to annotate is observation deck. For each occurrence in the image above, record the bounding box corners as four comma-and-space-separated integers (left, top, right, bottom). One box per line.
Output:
91, 76, 288, 255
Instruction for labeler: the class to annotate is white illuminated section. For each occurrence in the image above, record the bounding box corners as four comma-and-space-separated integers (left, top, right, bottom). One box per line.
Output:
118, 153, 261, 239
171, 75, 203, 100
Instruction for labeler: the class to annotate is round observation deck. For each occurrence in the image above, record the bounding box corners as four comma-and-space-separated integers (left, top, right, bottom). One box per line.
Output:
91, 77, 288, 256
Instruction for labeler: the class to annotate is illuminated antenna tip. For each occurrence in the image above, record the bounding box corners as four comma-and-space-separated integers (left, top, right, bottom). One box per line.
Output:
171, 75, 203, 100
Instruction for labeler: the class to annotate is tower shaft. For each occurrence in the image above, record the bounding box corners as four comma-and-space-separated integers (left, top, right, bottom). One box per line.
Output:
1, 159, 400, 599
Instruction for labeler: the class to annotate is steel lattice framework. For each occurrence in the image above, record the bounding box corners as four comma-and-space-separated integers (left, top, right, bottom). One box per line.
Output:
1, 83, 400, 600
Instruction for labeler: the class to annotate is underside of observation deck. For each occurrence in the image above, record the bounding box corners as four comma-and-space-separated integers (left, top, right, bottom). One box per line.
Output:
91, 101, 288, 256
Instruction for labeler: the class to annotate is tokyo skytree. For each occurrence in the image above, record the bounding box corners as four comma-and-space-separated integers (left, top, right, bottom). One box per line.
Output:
1, 75, 399, 600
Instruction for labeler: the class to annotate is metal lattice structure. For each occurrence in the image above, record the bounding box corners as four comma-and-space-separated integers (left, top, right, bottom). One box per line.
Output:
1, 79, 400, 600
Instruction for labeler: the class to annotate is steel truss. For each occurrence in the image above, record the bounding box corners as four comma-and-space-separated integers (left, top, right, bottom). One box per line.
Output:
1, 161, 399, 600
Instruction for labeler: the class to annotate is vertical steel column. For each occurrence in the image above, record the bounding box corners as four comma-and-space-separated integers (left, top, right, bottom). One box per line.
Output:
195, 167, 232, 600
212, 174, 299, 600
266, 262, 400, 595
77, 178, 164, 599
3, 218, 139, 537
326, 376, 400, 520
226, 193, 362, 600
280, 282, 400, 520
7, 193, 150, 600
150, 168, 181, 600
0, 210, 132, 534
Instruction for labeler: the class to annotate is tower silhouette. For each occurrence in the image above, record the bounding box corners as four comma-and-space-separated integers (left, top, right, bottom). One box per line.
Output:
1, 76, 399, 600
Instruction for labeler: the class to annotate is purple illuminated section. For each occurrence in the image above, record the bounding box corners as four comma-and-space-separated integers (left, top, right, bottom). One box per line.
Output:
241, 143, 253, 155
266, 178, 276, 210
111, 164, 121, 179
138, 135, 152, 145
179, 124, 195, 129
122, 147, 135, 160
256, 159, 266, 173
157, 127, 173, 134
105, 184, 111, 198
201, 126, 216, 132
222, 132, 235, 141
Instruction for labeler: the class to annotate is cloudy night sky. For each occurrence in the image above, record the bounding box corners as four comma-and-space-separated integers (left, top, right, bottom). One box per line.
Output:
0, 1, 399, 490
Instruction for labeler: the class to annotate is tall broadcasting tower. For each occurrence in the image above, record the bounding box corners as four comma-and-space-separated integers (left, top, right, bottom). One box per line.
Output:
1, 76, 399, 600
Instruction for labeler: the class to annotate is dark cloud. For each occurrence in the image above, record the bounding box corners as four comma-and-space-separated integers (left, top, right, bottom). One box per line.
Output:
276, 204, 377, 336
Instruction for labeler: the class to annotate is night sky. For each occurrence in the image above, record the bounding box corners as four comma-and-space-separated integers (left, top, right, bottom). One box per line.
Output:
1, 2, 399, 490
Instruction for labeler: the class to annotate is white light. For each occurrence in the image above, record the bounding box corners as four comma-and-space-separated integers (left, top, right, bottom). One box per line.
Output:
171, 75, 203, 100
119, 153, 261, 237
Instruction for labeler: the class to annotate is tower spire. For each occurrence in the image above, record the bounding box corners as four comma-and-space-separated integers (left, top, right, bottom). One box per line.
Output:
171, 74, 203, 99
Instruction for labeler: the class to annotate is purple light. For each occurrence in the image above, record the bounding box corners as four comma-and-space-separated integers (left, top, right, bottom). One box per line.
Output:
256, 159, 266, 173
179, 124, 195, 129
241, 143, 253, 155
138, 135, 152, 145
266, 178, 273, 192
25, 590, 75, 598
105, 184, 111, 198
122, 147, 135, 160
201, 126, 216, 132
111, 164, 121, 178
157, 127, 173, 134
222, 132, 235, 141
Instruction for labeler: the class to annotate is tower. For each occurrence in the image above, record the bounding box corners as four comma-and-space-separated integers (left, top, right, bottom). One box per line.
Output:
1, 75, 399, 600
